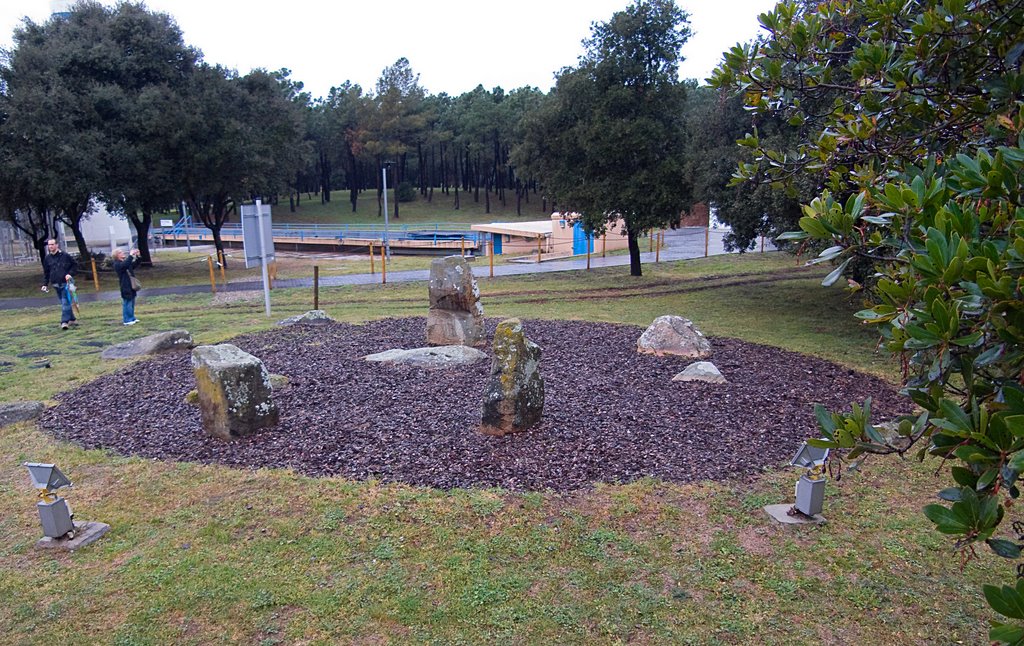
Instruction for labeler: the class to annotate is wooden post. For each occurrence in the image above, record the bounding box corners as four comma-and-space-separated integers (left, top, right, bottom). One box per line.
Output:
207, 255, 216, 293
269, 261, 277, 290
313, 265, 319, 310
761, 235, 765, 253
489, 240, 494, 278
381, 245, 387, 284
369, 242, 375, 274
656, 232, 661, 263
218, 250, 226, 283
587, 242, 591, 270
536, 236, 542, 264
705, 225, 710, 257
90, 257, 100, 291
602, 233, 607, 257
649, 232, 653, 252
460, 236, 465, 256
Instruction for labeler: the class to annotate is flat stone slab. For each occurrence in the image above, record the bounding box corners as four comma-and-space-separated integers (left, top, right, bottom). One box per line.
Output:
35, 521, 110, 550
102, 329, 194, 360
276, 310, 334, 326
364, 345, 487, 368
764, 503, 826, 525
0, 401, 45, 427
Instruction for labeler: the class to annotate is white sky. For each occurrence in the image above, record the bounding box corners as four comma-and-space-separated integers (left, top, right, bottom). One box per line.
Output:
1, 1, 778, 99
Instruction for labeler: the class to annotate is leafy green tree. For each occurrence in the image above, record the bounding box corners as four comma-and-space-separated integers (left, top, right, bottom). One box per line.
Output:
519, 0, 693, 276
714, 1, 1024, 641
363, 57, 428, 219
176, 65, 305, 265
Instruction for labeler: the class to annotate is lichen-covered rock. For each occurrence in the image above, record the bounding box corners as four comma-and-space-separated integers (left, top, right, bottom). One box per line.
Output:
637, 316, 711, 359
427, 256, 484, 347
480, 319, 544, 436
0, 401, 45, 427
102, 329, 194, 360
364, 345, 487, 368
672, 361, 727, 384
276, 310, 334, 326
426, 309, 485, 348
191, 344, 278, 440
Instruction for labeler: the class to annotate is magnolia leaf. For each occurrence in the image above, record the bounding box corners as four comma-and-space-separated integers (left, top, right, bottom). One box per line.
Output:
987, 538, 1023, 559
822, 258, 851, 287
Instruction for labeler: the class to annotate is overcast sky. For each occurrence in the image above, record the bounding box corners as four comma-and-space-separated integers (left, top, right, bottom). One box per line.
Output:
1, 1, 778, 99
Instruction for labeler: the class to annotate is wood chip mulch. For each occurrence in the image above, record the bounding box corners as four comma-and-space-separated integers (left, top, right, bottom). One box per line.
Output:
39, 318, 907, 492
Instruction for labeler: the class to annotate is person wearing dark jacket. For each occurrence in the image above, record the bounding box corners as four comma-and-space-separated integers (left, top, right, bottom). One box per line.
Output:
112, 248, 141, 326
40, 238, 78, 329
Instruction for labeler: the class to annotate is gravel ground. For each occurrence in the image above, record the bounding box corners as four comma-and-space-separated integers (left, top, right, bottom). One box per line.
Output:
40, 318, 907, 492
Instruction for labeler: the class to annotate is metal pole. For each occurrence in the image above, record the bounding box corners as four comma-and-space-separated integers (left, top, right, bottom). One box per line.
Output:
256, 198, 271, 317
382, 166, 391, 259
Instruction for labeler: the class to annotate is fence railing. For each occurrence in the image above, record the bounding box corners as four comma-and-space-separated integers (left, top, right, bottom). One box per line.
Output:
154, 221, 484, 247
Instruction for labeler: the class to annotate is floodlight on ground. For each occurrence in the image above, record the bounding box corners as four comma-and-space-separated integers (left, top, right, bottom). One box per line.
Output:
23, 462, 75, 539
788, 442, 830, 518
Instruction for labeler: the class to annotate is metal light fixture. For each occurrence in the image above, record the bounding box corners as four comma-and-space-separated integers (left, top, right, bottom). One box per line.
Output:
789, 442, 830, 517
23, 462, 75, 539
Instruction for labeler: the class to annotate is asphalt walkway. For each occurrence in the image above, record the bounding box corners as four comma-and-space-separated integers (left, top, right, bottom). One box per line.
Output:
1, 227, 769, 311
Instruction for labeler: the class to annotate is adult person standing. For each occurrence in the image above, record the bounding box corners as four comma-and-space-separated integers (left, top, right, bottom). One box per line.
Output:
40, 238, 78, 330
112, 248, 142, 326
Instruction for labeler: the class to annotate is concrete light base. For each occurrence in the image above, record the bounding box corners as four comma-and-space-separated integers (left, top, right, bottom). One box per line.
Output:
35, 521, 110, 550
764, 503, 826, 525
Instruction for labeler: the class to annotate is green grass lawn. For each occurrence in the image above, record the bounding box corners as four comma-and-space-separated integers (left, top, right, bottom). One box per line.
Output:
0, 253, 1003, 645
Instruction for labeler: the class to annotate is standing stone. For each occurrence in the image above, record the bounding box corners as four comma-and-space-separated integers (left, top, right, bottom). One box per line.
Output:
481, 319, 544, 436
191, 344, 279, 440
637, 315, 712, 359
426, 256, 485, 347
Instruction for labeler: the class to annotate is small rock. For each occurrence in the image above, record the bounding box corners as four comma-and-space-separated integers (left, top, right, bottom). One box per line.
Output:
0, 401, 46, 427
672, 361, 727, 384
276, 310, 334, 327
637, 315, 711, 359
191, 344, 279, 440
102, 330, 194, 360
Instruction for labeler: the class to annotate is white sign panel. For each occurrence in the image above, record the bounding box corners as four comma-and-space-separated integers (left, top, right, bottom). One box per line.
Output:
160, 219, 173, 227
240, 203, 275, 269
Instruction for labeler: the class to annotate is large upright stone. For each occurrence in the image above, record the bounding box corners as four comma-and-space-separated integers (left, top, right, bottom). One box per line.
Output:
191, 344, 279, 440
427, 256, 484, 347
480, 319, 544, 436
637, 315, 712, 359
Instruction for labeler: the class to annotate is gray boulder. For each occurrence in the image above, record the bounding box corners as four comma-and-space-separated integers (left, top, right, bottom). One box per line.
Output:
191, 344, 279, 440
672, 361, 727, 384
637, 316, 711, 359
427, 256, 484, 347
0, 401, 45, 427
364, 345, 487, 368
481, 319, 544, 436
276, 310, 334, 326
102, 329, 194, 360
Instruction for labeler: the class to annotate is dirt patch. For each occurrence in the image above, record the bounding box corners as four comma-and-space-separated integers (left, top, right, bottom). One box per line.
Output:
40, 318, 908, 492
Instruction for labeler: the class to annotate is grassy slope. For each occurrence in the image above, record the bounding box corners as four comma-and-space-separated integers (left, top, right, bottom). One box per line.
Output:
0, 254, 1000, 645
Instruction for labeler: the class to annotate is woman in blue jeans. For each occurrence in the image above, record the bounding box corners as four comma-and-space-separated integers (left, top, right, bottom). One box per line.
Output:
112, 248, 141, 325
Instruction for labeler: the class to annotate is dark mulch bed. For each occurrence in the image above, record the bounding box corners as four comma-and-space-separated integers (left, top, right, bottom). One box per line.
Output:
40, 318, 907, 492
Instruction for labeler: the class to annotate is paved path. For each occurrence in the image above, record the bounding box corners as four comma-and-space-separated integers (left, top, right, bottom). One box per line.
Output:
1, 227, 771, 311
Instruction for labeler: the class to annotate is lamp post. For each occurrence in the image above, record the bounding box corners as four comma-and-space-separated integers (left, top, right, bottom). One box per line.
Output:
381, 162, 394, 259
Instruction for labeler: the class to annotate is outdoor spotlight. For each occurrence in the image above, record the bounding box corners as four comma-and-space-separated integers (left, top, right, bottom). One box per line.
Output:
23, 462, 75, 539
789, 442, 830, 517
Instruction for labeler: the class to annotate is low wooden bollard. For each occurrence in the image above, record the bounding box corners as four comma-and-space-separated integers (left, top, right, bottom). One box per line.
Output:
381, 245, 387, 284
369, 243, 375, 274
313, 265, 319, 310
536, 236, 542, 264
218, 250, 227, 283
704, 225, 710, 257
489, 240, 494, 278
90, 257, 100, 291
460, 237, 465, 256
207, 255, 217, 293
656, 232, 661, 263
602, 233, 607, 257
587, 244, 591, 270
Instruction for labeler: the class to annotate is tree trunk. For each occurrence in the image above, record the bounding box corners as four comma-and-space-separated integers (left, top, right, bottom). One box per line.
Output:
627, 227, 643, 277
127, 211, 154, 266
